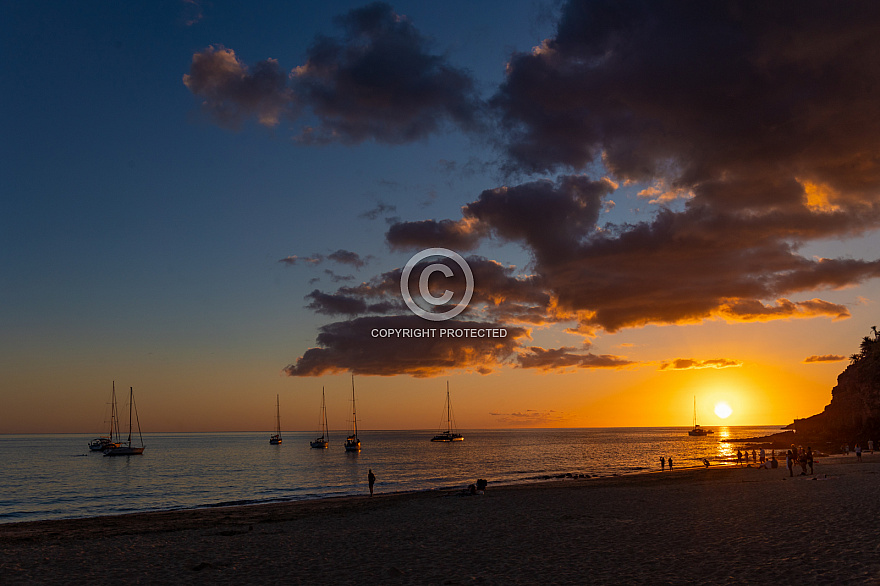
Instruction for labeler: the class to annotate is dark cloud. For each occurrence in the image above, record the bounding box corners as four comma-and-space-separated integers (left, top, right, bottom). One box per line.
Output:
330, 255, 552, 325
386, 218, 485, 251
283, 315, 528, 377
279, 254, 324, 266
495, 0, 880, 199
517, 346, 635, 371
324, 269, 355, 283
305, 289, 397, 316
182, 46, 293, 128
659, 358, 742, 371
386, 175, 615, 257
804, 354, 846, 364
359, 202, 398, 220
184, 3, 482, 143
384, 176, 871, 332
327, 249, 368, 268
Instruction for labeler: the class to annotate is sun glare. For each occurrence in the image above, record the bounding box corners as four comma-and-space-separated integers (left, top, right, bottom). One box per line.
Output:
714, 402, 733, 419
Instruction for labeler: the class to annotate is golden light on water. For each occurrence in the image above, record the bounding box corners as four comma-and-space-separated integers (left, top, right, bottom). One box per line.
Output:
714, 402, 733, 419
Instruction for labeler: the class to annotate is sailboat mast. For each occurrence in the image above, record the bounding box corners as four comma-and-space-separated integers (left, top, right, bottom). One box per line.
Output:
276, 394, 281, 435
693, 396, 696, 428
128, 387, 133, 445
351, 375, 358, 437
322, 386, 328, 437
110, 381, 117, 443
446, 381, 451, 433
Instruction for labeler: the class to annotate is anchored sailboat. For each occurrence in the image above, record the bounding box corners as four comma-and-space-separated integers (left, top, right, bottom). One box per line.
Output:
103, 387, 145, 456
344, 376, 360, 452
431, 382, 463, 442
270, 394, 283, 445
89, 381, 121, 452
310, 387, 329, 449
688, 396, 712, 436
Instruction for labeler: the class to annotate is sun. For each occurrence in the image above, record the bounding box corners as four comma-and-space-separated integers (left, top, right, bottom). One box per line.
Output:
714, 402, 733, 419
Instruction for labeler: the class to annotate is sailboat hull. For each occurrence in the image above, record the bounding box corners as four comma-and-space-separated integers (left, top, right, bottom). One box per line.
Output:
430, 433, 464, 442
310, 439, 328, 448
103, 446, 144, 456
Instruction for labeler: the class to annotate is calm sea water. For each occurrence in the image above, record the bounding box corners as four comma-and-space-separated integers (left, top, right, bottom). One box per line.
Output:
0, 426, 783, 524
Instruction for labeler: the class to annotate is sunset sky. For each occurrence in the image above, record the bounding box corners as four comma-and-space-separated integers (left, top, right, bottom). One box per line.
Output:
3, 1, 880, 434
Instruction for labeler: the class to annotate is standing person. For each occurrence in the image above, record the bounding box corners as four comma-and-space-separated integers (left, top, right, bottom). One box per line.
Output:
752, 449, 757, 463
368, 468, 376, 496
869, 440, 875, 453
806, 447, 814, 474
760, 448, 766, 463
856, 444, 862, 462
660, 456, 665, 471
737, 450, 742, 466
786, 450, 793, 477
668, 457, 673, 470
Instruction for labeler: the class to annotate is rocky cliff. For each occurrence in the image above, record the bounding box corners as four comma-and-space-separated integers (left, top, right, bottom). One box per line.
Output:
789, 327, 880, 446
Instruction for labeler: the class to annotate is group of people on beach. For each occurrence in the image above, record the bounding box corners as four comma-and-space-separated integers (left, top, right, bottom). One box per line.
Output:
737, 448, 778, 470
783, 445, 814, 477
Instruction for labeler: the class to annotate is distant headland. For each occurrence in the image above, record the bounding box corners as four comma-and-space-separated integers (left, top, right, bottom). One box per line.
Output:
752, 327, 880, 450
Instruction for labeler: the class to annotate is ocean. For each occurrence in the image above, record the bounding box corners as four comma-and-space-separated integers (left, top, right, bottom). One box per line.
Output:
0, 426, 785, 524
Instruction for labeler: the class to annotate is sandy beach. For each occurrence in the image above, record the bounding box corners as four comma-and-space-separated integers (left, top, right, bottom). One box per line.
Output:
3, 455, 880, 585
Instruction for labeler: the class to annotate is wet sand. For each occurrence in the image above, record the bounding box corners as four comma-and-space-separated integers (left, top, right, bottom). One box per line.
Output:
3, 455, 880, 584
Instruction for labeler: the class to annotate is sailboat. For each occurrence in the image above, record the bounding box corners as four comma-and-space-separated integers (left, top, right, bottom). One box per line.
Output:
310, 387, 329, 448
344, 376, 360, 452
688, 396, 712, 436
431, 382, 464, 442
270, 394, 283, 445
103, 387, 145, 456
89, 381, 121, 451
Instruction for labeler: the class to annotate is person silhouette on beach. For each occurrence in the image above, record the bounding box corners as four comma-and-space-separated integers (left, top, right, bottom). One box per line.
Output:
668, 457, 673, 470
806, 447, 814, 474
660, 456, 665, 471
737, 450, 742, 466
368, 469, 376, 496
751, 449, 757, 463
786, 450, 793, 477
856, 444, 862, 462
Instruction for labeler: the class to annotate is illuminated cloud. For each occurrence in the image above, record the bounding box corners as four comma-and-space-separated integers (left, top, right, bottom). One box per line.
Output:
517, 346, 635, 371
184, 3, 482, 143
718, 299, 850, 323
489, 409, 568, 427
659, 358, 743, 371
803, 354, 846, 364
282, 316, 528, 377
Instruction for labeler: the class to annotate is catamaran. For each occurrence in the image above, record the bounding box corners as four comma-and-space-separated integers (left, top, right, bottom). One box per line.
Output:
270, 394, 283, 445
103, 387, 145, 456
344, 376, 360, 452
89, 381, 121, 451
688, 396, 713, 436
310, 387, 329, 449
431, 382, 464, 442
